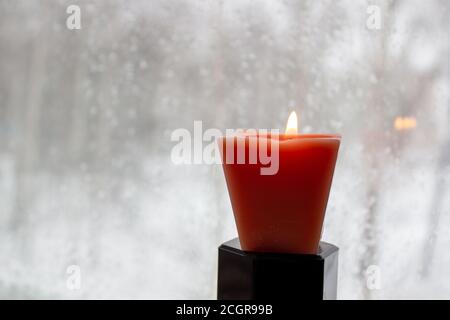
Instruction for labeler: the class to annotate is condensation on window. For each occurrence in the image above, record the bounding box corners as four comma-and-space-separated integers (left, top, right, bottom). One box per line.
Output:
0, 0, 448, 299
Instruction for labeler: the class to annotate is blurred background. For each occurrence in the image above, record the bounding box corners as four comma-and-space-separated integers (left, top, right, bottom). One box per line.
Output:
0, 0, 449, 299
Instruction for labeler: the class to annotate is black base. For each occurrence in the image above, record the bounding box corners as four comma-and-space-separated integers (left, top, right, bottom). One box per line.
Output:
217, 238, 338, 300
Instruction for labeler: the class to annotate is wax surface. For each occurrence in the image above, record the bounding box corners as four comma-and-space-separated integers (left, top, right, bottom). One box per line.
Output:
219, 133, 340, 254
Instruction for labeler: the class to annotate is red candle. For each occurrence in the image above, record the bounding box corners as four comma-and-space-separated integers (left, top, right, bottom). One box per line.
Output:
219, 112, 341, 254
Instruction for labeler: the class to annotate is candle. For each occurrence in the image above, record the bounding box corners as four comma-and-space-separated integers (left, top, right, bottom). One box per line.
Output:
218, 112, 341, 254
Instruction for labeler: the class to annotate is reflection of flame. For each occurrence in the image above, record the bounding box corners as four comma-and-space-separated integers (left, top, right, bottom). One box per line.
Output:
394, 117, 417, 131
285, 111, 298, 135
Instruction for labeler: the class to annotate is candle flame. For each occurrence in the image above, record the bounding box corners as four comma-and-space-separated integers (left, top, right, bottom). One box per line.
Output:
394, 117, 417, 131
285, 111, 298, 135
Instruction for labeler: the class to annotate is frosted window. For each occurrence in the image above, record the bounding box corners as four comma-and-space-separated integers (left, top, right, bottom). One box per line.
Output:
0, 0, 448, 299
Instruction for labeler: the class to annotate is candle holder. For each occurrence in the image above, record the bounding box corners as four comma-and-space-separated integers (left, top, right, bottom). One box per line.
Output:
216, 122, 341, 299
217, 238, 338, 300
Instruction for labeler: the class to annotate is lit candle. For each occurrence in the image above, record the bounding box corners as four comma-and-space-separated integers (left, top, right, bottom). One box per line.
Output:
219, 112, 341, 254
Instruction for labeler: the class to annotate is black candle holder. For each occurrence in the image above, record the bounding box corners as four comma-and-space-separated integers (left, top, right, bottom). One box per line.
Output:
217, 238, 339, 300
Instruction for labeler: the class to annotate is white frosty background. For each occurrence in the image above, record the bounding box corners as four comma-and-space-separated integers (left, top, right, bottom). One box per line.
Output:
0, 0, 449, 299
